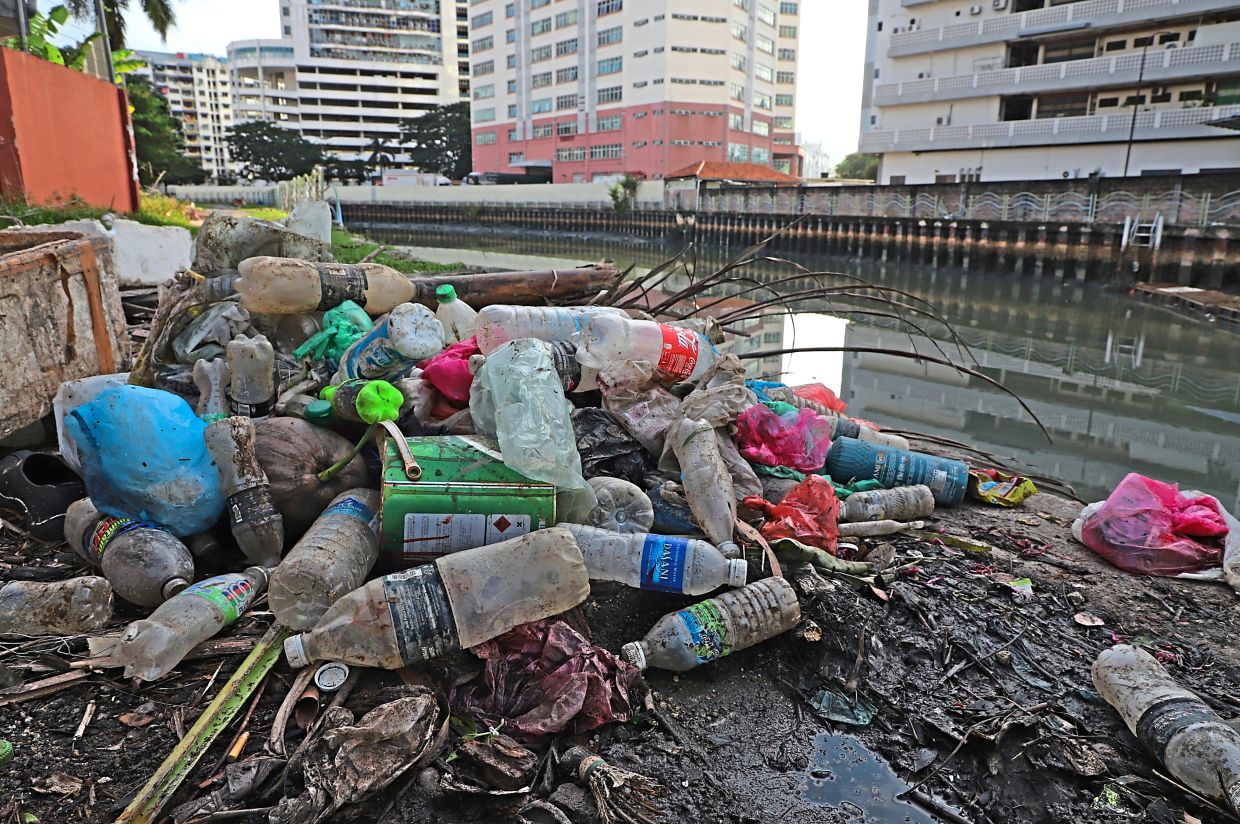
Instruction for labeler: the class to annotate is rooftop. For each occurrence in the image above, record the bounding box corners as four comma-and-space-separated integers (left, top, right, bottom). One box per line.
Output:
665, 161, 801, 184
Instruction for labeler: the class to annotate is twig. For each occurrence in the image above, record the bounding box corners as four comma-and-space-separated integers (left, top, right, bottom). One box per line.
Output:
905, 789, 974, 824
360, 245, 386, 264
73, 700, 97, 742
844, 622, 869, 697
935, 629, 1027, 686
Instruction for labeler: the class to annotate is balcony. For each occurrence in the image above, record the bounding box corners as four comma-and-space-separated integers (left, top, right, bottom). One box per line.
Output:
858, 103, 1240, 152
875, 41, 1240, 106
888, 0, 1239, 57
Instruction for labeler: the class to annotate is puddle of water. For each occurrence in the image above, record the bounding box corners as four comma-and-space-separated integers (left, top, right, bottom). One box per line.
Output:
804, 734, 937, 823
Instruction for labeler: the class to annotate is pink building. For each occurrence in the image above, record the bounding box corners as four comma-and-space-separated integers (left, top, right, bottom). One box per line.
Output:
468, 0, 803, 183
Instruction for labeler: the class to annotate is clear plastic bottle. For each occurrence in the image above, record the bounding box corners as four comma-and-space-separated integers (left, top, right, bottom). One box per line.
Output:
621, 577, 800, 672
563, 524, 746, 595
336, 303, 444, 381
192, 357, 229, 423
666, 418, 739, 557
840, 485, 935, 523
320, 379, 404, 424
474, 305, 624, 356
268, 489, 379, 631
0, 577, 114, 637
111, 567, 269, 682
585, 477, 655, 534
577, 314, 717, 383
226, 334, 276, 419
284, 528, 589, 669
236, 257, 416, 315
64, 499, 194, 607
434, 284, 478, 345
1093, 644, 1240, 809
202, 417, 285, 567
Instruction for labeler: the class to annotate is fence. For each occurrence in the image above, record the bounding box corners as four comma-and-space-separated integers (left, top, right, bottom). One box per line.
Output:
170, 168, 325, 212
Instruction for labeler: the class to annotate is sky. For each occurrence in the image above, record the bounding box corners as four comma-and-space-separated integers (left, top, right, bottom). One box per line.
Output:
54, 0, 868, 166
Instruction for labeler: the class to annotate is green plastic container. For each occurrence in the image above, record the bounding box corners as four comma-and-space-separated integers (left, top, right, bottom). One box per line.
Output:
379, 435, 556, 568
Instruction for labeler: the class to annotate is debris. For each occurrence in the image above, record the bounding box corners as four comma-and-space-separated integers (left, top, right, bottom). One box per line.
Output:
1073, 612, 1105, 627
810, 689, 878, 727
32, 772, 83, 795
968, 469, 1038, 506
560, 746, 666, 824
0, 577, 114, 637
744, 475, 841, 554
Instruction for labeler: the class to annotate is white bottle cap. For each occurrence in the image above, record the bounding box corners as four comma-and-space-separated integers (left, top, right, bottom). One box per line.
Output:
620, 641, 647, 671
284, 634, 310, 669
727, 559, 748, 588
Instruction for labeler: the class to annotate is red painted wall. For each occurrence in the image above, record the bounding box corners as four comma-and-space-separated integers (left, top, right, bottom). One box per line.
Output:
0, 48, 140, 211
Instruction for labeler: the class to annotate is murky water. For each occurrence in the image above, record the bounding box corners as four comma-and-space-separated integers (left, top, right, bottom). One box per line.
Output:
365, 224, 1240, 510
805, 734, 935, 823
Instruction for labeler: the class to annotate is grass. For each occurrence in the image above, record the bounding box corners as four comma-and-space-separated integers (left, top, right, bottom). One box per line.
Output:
238, 204, 289, 221
330, 227, 465, 274
0, 193, 207, 235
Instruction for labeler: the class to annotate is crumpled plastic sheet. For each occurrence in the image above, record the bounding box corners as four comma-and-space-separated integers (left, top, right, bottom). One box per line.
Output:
171, 300, 251, 363
450, 619, 640, 745
599, 360, 680, 455
716, 430, 763, 500
419, 336, 481, 407
270, 690, 445, 824
734, 404, 834, 473
571, 407, 655, 482
744, 474, 840, 554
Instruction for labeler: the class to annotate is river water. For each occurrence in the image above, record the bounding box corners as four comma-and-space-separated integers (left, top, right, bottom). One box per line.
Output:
365, 223, 1240, 510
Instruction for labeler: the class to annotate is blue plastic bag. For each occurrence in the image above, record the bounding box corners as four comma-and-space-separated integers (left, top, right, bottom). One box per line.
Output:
66, 385, 224, 536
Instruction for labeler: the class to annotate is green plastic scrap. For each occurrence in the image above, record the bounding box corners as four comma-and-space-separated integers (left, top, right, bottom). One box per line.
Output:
810, 689, 877, 726
751, 465, 884, 499
1090, 783, 1140, 817
0, 738, 12, 767
293, 300, 372, 361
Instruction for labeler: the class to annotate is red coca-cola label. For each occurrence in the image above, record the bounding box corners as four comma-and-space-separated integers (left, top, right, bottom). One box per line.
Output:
657, 325, 700, 381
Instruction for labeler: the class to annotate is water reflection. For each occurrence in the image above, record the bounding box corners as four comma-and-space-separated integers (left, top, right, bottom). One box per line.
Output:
365, 224, 1240, 510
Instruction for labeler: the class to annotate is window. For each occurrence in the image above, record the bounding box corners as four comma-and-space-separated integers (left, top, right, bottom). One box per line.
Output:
632, 140, 646, 148
731, 53, 747, 71
532, 71, 553, 88
475, 131, 496, 144
472, 35, 493, 52
474, 107, 496, 122
531, 98, 552, 113
598, 26, 622, 46
598, 56, 623, 75
596, 114, 622, 131
509, 152, 524, 164
472, 11, 492, 27
474, 59, 494, 75
507, 53, 518, 68
282, 5, 289, 14
556, 66, 578, 83
1159, 32, 1181, 44
597, 0, 622, 15
531, 17, 552, 35
752, 146, 770, 163
755, 63, 773, 82
779, 2, 798, 13
283, 25, 291, 34
775, 93, 794, 107
556, 38, 578, 56
734, 0, 750, 9
508, 127, 519, 140
1097, 96, 1119, 108
752, 119, 769, 136
753, 91, 772, 109
774, 115, 793, 128
508, 104, 518, 117
557, 120, 577, 136
774, 137, 792, 145
591, 143, 622, 159
597, 85, 623, 103
756, 33, 775, 54
730, 82, 746, 101
532, 44, 553, 61
555, 9, 577, 28
1133, 35, 1154, 46
776, 70, 794, 84
507, 78, 517, 93
778, 25, 797, 38
556, 147, 586, 161
1179, 89, 1204, 102
634, 49, 648, 57
732, 22, 748, 42
556, 93, 578, 109
532, 0, 550, 7
727, 143, 750, 162
506, 28, 517, 42
473, 83, 494, 99
505, 3, 514, 17
1104, 39, 1126, 52
532, 123, 553, 138
778, 48, 796, 60
758, 4, 776, 25
672, 46, 700, 53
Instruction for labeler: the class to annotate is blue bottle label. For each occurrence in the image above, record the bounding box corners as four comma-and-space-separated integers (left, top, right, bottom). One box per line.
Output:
640, 534, 688, 593
675, 600, 731, 664
183, 575, 257, 624
340, 317, 412, 380
325, 495, 376, 524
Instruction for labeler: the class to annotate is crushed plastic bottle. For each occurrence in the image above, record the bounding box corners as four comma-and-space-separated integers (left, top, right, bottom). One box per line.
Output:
434, 284, 478, 345
826, 437, 969, 507
336, 303, 444, 381
563, 524, 746, 595
283, 528, 589, 669
64, 499, 193, 606
192, 358, 230, 423
578, 314, 717, 383
840, 485, 935, 523
202, 416, 285, 566
585, 476, 655, 534
111, 567, 269, 682
666, 417, 739, 557
0, 577, 114, 637
320, 379, 404, 424
268, 489, 379, 631
474, 305, 624, 355
621, 577, 800, 672
236, 257, 416, 315
226, 334, 276, 419
1093, 644, 1240, 809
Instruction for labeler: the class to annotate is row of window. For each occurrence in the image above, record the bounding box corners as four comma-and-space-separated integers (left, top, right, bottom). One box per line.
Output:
555, 144, 623, 161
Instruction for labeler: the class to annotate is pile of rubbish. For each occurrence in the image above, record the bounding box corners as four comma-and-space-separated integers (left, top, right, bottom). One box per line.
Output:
2, 209, 1239, 824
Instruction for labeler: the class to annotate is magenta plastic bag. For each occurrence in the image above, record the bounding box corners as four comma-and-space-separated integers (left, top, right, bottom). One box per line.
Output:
734, 404, 833, 472
1075, 473, 1227, 576
418, 336, 480, 406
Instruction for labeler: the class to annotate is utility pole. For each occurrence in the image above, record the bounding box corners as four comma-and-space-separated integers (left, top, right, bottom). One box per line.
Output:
15, 0, 27, 50
93, 0, 115, 82
1121, 42, 1148, 178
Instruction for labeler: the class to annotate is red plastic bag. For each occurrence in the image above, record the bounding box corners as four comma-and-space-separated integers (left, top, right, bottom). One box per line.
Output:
418, 337, 480, 407
734, 404, 833, 472
792, 383, 847, 414
744, 474, 840, 554
1076, 473, 1227, 576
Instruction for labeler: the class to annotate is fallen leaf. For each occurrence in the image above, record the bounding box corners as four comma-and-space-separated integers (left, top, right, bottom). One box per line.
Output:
1073, 612, 1105, 627
1184, 814, 1203, 824
869, 584, 890, 602
119, 712, 156, 728
33, 772, 83, 795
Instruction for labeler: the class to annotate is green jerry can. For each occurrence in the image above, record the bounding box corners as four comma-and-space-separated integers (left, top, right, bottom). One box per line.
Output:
379, 434, 556, 569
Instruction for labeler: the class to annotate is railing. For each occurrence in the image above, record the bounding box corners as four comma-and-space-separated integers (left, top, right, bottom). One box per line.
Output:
169, 168, 325, 210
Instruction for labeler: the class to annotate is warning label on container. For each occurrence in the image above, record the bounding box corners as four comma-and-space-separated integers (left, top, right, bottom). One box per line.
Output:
402, 513, 531, 558
656, 325, 700, 381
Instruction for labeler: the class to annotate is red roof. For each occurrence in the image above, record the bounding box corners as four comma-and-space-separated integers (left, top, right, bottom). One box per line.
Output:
665, 161, 800, 183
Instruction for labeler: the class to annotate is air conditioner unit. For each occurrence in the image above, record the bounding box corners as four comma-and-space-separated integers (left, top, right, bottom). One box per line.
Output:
1164, 42, 1179, 49
970, 4, 983, 14
936, 116, 946, 125
1184, 99, 1203, 108
917, 71, 931, 79
993, 0, 1008, 8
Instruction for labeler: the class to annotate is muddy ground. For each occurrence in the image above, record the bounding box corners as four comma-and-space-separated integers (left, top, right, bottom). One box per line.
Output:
2, 478, 1237, 824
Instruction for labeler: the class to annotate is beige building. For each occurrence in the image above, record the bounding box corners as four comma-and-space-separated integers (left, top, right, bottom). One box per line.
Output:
134, 51, 235, 180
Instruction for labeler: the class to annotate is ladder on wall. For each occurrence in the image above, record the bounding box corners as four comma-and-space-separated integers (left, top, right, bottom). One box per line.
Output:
1121, 213, 1164, 251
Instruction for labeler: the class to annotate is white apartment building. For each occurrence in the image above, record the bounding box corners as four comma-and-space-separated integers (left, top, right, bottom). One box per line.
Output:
858, 0, 1240, 184
134, 52, 235, 180
227, 0, 471, 169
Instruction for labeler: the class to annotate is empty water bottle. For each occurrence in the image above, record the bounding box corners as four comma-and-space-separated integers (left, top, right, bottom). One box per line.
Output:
192, 358, 229, 423
202, 416, 284, 566
577, 314, 717, 383
110, 567, 269, 682
0, 577, 113, 637
585, 476, 655, 534
826, 437, 969, 507
284, 528, 589, 669
268, 489, 379, 631
840, 485, 935, 523
236, 257, 416, 315
563, 524, 746, 595
667, 418, 739, 557
434, 284, 478, 345
320, 379, 404, 424
226, 334, 276, 419
64, 499, 194, 606
474, 305, 624, 355
336, 303, 444, 381
621, 577, 800, 672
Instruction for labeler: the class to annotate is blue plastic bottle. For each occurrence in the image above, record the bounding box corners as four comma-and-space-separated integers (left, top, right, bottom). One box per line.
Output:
825, 437, 968, 506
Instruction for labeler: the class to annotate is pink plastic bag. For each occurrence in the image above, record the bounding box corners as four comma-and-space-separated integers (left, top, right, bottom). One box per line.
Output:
418, 337, 480, 406
743, 474, 840, 554
792, 383, 847, 414
735, 404, 833, 472
1076, 473, 1227, 576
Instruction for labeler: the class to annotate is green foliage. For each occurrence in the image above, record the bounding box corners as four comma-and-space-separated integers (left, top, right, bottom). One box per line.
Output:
66, 0, 175, 49
227, 121, 324, 182
5, 5, 146, 83
330, 228, 463, 274
325, 158, 369, 184
834, 152, 879, 181
134, 192, 200, 233
398, 102, 472, 181
0, 192, 201, 233
127, 76, 207, 186
364, 137, 396, 180
239, 204, 289, 221
608, 173, 640, 214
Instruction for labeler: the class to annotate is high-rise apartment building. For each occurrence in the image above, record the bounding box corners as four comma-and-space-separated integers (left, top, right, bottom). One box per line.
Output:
858, 0, 1240, 184
468, 0, 803, 183
134, 52, 235, 180
227, 0, 471, 169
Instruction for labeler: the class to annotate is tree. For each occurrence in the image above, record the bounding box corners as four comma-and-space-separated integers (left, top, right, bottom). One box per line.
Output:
364, 136, 395, 181
608, 173, 639, 214
398, 102, 471, 181
325, 159, 370, 185
126, 76, 206, 186
834, 152, 879, 181
2, 4, 144, 83
226, 121, 323, 182
66, 0, 175, 49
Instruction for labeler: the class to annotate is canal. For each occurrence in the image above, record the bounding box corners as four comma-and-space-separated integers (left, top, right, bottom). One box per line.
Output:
363, 222, 1240, 511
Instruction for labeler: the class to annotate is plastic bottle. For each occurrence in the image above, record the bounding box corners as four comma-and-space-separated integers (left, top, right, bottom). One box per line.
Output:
840, 485, 935, 523
577, 314, 717, 383
837, 519, 926, 537
667, 418, 739, 557
236, 257, 416, 315
434, 284, 478, 345
563, 524, 747, 595
192, 358, 230, 423
202, 416, 285, 567
64, 499, 194, 607
474, 305, 624, 356
1093, 644, 1240, 809
268, 489, 379, 631
585, 477, 654, 534
621, 577, 800, 672
320, 379, 404, 424
826, 437, 969, 507
0, 577, 113, 637
283, 528, 589, 670
830, 415, 911, 451
111, 567, 269, 682
226, 334, 276, 419
336, 303, 444, 381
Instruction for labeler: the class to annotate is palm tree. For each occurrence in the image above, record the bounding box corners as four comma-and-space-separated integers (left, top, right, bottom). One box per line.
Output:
365, 136, 395, 182
65, 0, 175, 49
